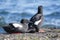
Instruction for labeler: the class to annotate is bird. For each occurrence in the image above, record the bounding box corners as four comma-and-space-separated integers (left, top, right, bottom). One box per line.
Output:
3, 19, 30, 34
28, 6, 44, 32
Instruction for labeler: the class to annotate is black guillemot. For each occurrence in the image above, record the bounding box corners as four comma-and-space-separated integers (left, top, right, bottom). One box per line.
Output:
28, 6, 43, 32
3, 19, 30, 34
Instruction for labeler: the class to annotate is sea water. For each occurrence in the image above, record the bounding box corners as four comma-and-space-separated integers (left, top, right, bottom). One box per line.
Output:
0, 0, 60, 33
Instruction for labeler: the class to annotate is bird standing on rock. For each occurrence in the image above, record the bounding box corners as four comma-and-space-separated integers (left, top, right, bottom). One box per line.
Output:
28, 6, 44, 32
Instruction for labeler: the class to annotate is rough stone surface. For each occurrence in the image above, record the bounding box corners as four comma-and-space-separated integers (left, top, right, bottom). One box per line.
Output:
0, 28, 60, 40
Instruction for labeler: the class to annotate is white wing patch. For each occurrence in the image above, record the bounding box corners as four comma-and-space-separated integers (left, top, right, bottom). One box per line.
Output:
34, 19, 42, 25
13, 23, 23, 28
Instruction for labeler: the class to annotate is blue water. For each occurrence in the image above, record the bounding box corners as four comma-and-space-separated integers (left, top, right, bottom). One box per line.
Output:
0, 28, 7, 33
0, 0, 60, 33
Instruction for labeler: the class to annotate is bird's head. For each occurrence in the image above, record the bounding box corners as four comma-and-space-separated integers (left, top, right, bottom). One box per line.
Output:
37, 6, 43, 14
20, 19, 30, 24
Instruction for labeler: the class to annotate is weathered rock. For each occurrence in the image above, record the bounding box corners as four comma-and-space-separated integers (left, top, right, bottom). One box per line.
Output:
0, 28, 60, 40
0, 32, 60, 40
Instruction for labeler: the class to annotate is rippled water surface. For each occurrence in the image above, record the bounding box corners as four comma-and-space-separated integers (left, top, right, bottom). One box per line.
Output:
0, 0, 60, 33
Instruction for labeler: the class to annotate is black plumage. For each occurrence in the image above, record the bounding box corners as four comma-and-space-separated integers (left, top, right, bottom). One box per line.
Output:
28, 6, 43, 32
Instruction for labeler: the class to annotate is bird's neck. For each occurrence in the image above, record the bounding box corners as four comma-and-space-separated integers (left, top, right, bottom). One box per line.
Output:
37, 9, 43, 14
